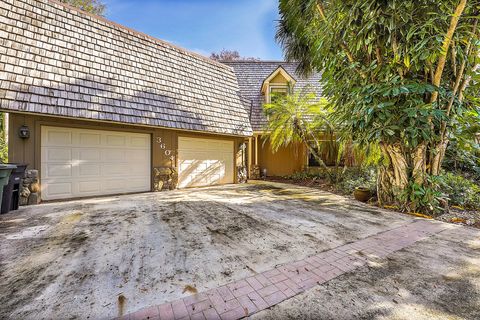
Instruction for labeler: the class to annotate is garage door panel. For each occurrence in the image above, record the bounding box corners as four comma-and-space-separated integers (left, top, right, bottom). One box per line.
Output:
102, 178, 149, 192
130, 136, 150, 148
181, 139, 209, 150
45, 130, 72, 146
102, 179, 128, 192
178, 137, 234, 188
102, 163, 130, 175
44, 182, 72, 199
79, 149, 101, 161
78, 181, 101, 193
78, 164, 101, 177
128, 178, 151, 189
42, 148, 72, 162
104, 149, 126, 161
45, 163, 72, 178
41, 126, 151, 200
127, 150, 149, 162
79, 132, 101, 146
129, 165, 149, 175
106, 135, 126, 146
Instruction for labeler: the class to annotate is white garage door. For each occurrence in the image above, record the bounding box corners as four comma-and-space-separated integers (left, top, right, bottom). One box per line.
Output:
178, 137, 234, 188
41, 126, 151, 200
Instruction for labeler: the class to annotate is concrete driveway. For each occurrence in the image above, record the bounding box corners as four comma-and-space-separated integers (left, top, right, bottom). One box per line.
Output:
0, 181, 478, 319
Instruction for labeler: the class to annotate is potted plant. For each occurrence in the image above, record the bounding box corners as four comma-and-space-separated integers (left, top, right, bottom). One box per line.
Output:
354, 187, 372, 202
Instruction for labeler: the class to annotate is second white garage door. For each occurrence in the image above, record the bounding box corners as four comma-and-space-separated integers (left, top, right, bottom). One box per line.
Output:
41, 126, 151, 200
177, 137, 234, 188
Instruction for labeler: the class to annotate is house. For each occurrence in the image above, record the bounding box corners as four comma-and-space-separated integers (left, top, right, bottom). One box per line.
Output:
223, 61, 323, 178
0, 0, 323, 203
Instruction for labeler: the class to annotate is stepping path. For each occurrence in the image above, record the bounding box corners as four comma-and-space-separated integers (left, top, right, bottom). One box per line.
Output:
117, 219, 449, 320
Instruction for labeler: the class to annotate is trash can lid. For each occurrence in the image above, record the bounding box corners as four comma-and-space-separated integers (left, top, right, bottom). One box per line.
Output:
0, 164, 17, 170
7, 163, 28, 173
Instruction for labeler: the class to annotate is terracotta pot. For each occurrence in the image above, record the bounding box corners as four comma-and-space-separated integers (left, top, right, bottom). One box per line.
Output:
354, 187, 372, 202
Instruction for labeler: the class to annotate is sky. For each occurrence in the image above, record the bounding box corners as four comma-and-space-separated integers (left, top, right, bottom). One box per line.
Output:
102, 0, 284, 60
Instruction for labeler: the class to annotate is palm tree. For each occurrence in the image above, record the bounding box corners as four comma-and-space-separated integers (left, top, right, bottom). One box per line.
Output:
263, 88, 334, 178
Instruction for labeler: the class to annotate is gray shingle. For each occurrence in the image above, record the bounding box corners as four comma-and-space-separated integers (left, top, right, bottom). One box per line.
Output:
222, 61, 322, 132
0, 0, 252, 136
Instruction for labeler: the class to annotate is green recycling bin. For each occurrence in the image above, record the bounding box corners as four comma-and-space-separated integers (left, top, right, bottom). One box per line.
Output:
0, 164, 17, 211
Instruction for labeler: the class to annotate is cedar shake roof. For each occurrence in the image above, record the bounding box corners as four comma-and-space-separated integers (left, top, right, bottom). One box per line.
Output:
222, 61, 322, 132
0, 0, 252, 136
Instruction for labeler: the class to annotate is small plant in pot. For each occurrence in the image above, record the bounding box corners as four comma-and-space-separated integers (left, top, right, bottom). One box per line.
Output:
354, 187, 372, 202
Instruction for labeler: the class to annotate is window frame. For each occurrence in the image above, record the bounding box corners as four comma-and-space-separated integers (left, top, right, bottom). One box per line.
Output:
267, 83, 290, 104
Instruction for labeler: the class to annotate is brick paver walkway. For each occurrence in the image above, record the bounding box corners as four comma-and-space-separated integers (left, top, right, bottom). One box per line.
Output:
117, 219, 449, 320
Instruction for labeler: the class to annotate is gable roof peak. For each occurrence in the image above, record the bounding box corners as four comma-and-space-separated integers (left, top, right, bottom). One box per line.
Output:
261, 66, 297, 93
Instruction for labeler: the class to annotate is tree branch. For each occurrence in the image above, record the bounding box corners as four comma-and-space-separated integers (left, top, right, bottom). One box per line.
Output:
430, 0, 467, 104
430, 18, 477, 175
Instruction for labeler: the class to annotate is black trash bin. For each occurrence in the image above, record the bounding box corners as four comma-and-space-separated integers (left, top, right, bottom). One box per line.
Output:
0, 164, 16, 211
1, 164, 28, 214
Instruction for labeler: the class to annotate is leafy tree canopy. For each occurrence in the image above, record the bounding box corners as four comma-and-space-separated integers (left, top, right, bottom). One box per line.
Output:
277, 0, 480, 211
60, 0, 106, 16
210, 49, 259, 61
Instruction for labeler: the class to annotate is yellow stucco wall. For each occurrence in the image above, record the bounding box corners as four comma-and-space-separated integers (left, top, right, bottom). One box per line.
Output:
257, 137, 306, 177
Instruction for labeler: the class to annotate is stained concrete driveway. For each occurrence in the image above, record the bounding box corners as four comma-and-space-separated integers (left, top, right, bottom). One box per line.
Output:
0, 181, 478, 319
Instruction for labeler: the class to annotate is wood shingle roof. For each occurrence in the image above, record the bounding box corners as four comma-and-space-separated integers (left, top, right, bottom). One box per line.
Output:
222, 61, 322, 132
0, 0, 252, 136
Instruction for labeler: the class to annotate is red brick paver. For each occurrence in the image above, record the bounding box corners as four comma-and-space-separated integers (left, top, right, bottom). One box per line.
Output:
117, 220, 448, 320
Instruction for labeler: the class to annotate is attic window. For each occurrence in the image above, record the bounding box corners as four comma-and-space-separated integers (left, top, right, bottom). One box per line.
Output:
268, 85, 289, 103
261, 66, 297, 103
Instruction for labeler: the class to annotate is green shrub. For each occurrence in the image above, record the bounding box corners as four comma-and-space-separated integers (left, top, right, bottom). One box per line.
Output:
444, 134, 480, 183
283, 171, 325, 181
284, 167, 378, 196
399, 175, 446, 214
334, 167, 377, 196
0, 136, 7, 163
440, 172, 480, 210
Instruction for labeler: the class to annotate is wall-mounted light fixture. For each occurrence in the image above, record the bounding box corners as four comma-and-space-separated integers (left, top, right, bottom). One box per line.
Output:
19, 125, 30, 139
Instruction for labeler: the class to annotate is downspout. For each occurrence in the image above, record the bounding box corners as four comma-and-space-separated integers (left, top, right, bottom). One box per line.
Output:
255, 135, 258, 166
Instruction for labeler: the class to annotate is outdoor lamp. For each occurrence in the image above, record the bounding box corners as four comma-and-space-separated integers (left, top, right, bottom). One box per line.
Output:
19, 125, 30, 139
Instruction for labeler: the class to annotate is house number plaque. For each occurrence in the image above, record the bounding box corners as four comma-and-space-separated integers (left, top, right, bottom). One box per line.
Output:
156, 137, 175, 161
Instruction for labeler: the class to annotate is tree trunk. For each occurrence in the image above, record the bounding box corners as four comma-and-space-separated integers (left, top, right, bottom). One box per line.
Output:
412, 143, 427, 183
377, 143, 409, 207
430, 140, 449, 176
305, 138, 333, 180
430, 0, 467, 103
378, 142, 431, 212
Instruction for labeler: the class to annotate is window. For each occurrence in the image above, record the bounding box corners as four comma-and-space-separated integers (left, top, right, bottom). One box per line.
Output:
308, 140, 338, 167
268, 85, 289, 103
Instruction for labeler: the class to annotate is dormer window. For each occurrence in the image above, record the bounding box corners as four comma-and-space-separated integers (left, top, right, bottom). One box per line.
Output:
269, 85, 289, 103
261, 66, 296, 103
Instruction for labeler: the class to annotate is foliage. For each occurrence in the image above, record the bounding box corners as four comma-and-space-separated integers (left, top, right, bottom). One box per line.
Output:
0, 136, 7, 164
399, 175, 446, 214
0, 113, 6, 163
337, 140, 383, 167
443, 107, 480, 181
284, 166, 377, 196
263, 87, 334, 176
334, 166, 377, 196
444, 140, 480, 182
283, 171, 325, 181
277, 0, 480, 212
59, 0, 106, 15
440, 172, 480, 209
209, 49, 259, 61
